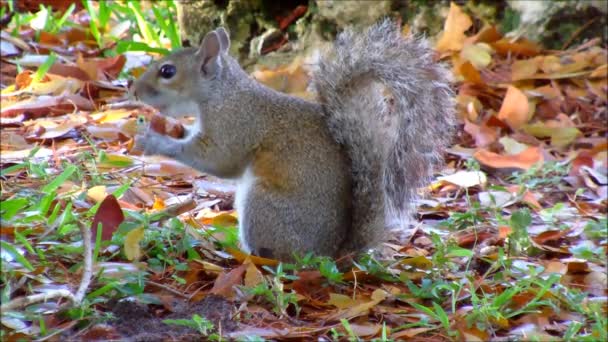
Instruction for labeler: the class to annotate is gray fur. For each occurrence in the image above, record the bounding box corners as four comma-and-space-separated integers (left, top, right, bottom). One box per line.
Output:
311, 19, 455, 252
133, 21, 455, 261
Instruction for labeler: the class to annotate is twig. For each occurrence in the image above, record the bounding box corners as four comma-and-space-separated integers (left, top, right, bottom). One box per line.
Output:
148, 281, 189, 298
74, 222, 93, 304
562, 17, 599, 50
0, 290, 75, 311
2, 223, 93, 310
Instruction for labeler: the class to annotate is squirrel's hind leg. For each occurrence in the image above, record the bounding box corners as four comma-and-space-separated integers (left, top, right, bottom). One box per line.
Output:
236, 176, 348, 262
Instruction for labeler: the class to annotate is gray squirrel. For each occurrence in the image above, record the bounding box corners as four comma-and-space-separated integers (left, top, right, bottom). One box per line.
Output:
132, 20, 455, 262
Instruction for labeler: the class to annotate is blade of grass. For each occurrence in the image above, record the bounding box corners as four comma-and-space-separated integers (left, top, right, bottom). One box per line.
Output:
83, 0, 102, 48
41, 164, 77, 194
33, 53, 57, 82
128, 1, 160, 47
53, 3, 75, 33
1, 241, 35, 271
116, 41, 169, 55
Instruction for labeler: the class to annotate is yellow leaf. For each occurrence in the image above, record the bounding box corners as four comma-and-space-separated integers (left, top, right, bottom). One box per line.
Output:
435, 2, 473, 53
98, 153, 134, 169
98, 109, 134, 123
152, 196, 165, 211
87, 185, 107, 203
27, 74, 81, 95
328, 293, 358, 309
460, 43, 492, 69
523, 122, 581, 148
124, 227, 144, 261
499, 136, 529, 155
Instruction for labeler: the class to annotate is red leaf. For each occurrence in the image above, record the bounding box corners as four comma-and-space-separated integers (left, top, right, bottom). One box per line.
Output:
90, 194, 125, 241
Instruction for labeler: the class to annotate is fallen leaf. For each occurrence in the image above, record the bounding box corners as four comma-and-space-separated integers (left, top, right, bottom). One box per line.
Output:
511, 58, 539, 81
244, 260, 264, 288
90, 194, 125, 241
437, 170, 487, 188
497, 86, 531, 130
474, 147, 543, 170
435, 2, 473, 53
464, 119, 499, 147
460, 43, 493, 69
87, 185, 107, 203
499, 136, 529, 155
124, 227, 144, 261
327, 293, 359, 309
210, 263, 247, 299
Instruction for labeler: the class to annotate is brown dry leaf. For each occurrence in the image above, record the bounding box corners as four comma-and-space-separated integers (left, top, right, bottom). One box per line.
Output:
35, 116, 86, 139
48, 63, 91, 81
142, 159, 201, 177
391, 327, 436, 340
435, 2, 472, 53
348, 323, 382, 338
474, 147, 544, 170
532, 229, 571, 245
1, 93, 94, 118
511, 58, 540, 81
327, 289, 387, 320
209, 263, 247, 299
85, 123, 124, 140
506, 185, 542, 211
590, 64, 607, 78
464, 119, 499, 147
244, 259, 264, 288
497, 86, 531, 130
543, 261, 568, 275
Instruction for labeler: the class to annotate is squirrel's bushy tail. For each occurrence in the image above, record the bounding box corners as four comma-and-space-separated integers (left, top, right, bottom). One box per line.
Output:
311, 19, 455, 252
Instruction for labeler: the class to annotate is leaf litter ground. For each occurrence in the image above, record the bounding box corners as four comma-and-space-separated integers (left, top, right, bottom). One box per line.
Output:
0, 2, 606, 341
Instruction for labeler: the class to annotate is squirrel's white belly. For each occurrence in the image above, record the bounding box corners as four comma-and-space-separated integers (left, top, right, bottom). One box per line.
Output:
235, 166, 256, 253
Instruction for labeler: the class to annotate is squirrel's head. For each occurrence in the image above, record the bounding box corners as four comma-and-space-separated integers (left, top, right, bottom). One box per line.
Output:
131, 28, 232, 118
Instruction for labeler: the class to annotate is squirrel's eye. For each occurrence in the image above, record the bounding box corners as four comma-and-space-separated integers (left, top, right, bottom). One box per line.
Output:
159, 64, 177, 79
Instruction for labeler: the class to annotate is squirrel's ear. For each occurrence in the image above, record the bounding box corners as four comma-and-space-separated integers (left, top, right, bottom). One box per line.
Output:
197, 31, 221, 77
215, 27, 230, 53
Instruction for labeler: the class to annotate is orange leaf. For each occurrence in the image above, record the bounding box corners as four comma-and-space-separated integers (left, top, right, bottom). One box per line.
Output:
435, 2, 473, 53
225, 247, 279, 267
152, 196, 165, 210
459, 61, 483, 84
474, 147, 543, 170
491, 38, 541, 57
497, 86, 530, 129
